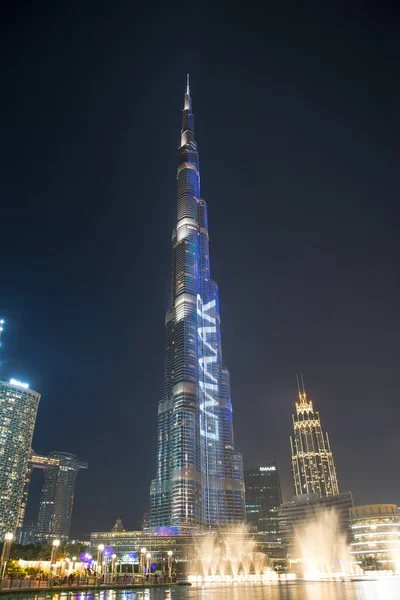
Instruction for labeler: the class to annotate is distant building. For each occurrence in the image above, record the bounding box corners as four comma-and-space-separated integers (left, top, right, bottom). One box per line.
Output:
18, 524, 37, 546
279, 491, 354, 550
245, 463, 282, 541
281, 379, 354, 553
0, 379, 41, 538
291, 378, 339, 497
141, 512, 150, 531
349, 504, 400, 571
112, 518, 126, 532
29, 451, 88, 541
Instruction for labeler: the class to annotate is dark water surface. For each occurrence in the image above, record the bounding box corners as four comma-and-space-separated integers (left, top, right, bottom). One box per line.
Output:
2, 582, 399, 600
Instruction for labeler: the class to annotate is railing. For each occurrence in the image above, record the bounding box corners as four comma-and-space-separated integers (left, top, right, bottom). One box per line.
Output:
0, 575, 173, 591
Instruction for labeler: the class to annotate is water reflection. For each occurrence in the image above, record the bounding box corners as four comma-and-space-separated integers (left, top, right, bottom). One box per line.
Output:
1, 581, 400, 600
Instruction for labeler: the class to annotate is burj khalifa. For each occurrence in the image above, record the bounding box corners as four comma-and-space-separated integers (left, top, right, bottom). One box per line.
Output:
150, 77, 245, 529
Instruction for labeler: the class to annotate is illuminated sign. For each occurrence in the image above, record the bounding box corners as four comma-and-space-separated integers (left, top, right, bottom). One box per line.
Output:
260, 466, 276, 472
10, 378, 29, 389
197, 294, 219, 441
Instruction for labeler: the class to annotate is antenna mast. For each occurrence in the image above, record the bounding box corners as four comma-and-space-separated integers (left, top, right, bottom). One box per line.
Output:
300, 373, 306, 395
296, 374, 301, 396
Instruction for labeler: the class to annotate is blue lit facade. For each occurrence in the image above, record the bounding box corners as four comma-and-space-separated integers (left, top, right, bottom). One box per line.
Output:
150, 79, 245, 529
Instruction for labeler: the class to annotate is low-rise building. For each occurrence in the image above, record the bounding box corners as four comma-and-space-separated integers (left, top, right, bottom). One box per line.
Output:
349, 504, 400, 572
90, 526, 285, 573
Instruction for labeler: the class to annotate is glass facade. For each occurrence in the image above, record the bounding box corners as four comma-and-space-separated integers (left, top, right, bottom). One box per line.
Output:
150, 79, 245, 528
0, 380, 41, 538
244, 463, 282, 541
290, 387, 339, 497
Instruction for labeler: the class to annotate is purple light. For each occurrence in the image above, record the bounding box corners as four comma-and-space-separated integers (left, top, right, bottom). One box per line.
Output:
80, 552, 91, 563
103, 546, 114, 559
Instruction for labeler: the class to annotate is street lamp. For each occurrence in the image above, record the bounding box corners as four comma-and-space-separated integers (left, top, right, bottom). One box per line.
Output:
140, 548, 146, 576
97, 545, 104, 575
50, 540, 60, 581
146, 553, 151, 575
167, 551, 173, 580
0, 533, 13, 579
72, 556, 77, 570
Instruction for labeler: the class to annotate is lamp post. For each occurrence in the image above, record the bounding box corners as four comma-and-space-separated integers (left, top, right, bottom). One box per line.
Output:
64, 558, 70, 575
146, 553, 151, 576
97, 545, 104, 575
103, 557, 107, 580
50, 539, 60, 582
0, 533, 13, 579
167, 551, 173, 581
86, 553, 92, 573
72, 556, 77, 570
140, 548, 146, 577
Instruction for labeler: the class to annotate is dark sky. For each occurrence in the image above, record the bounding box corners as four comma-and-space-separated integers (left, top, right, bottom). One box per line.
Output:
1, 0, 399, 539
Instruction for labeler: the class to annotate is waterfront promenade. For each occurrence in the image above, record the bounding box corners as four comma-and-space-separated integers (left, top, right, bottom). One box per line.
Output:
0, 575, 175, 595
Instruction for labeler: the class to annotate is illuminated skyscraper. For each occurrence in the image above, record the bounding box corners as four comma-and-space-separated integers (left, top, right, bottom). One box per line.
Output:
17, 451, 87, 542
150, 77, 245, 528
33, 451, 88, 541
290, 377, 339, 497
0, 379, 41, 538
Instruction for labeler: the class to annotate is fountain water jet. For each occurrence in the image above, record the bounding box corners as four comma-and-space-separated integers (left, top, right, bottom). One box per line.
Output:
194, 524, 271, 582
293, 508, 352, 579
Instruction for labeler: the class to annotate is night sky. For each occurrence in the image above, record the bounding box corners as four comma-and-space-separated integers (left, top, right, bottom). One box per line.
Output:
1, 1, 399, 539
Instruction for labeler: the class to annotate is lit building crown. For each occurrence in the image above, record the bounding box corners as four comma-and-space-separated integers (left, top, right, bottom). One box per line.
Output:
290, 375, 339, 498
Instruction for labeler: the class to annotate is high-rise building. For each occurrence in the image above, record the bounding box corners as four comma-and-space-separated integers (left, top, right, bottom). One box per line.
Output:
290, 379, 339, 497
0, 379, 41, 538
31, 451, 88, 541
150, 78, 245, 529
244, 463, 282, 541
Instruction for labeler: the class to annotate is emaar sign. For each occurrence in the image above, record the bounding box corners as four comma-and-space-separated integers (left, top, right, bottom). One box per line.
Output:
260, 466, 276, 472
197, 294, 219, 442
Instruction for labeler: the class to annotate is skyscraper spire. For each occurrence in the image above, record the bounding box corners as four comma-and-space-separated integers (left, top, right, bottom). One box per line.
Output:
150, 81, 245, 529
182, 75, 193, 142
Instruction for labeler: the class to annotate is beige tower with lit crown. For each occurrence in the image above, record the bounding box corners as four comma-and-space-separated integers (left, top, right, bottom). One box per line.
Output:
290, 376, 339, 497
